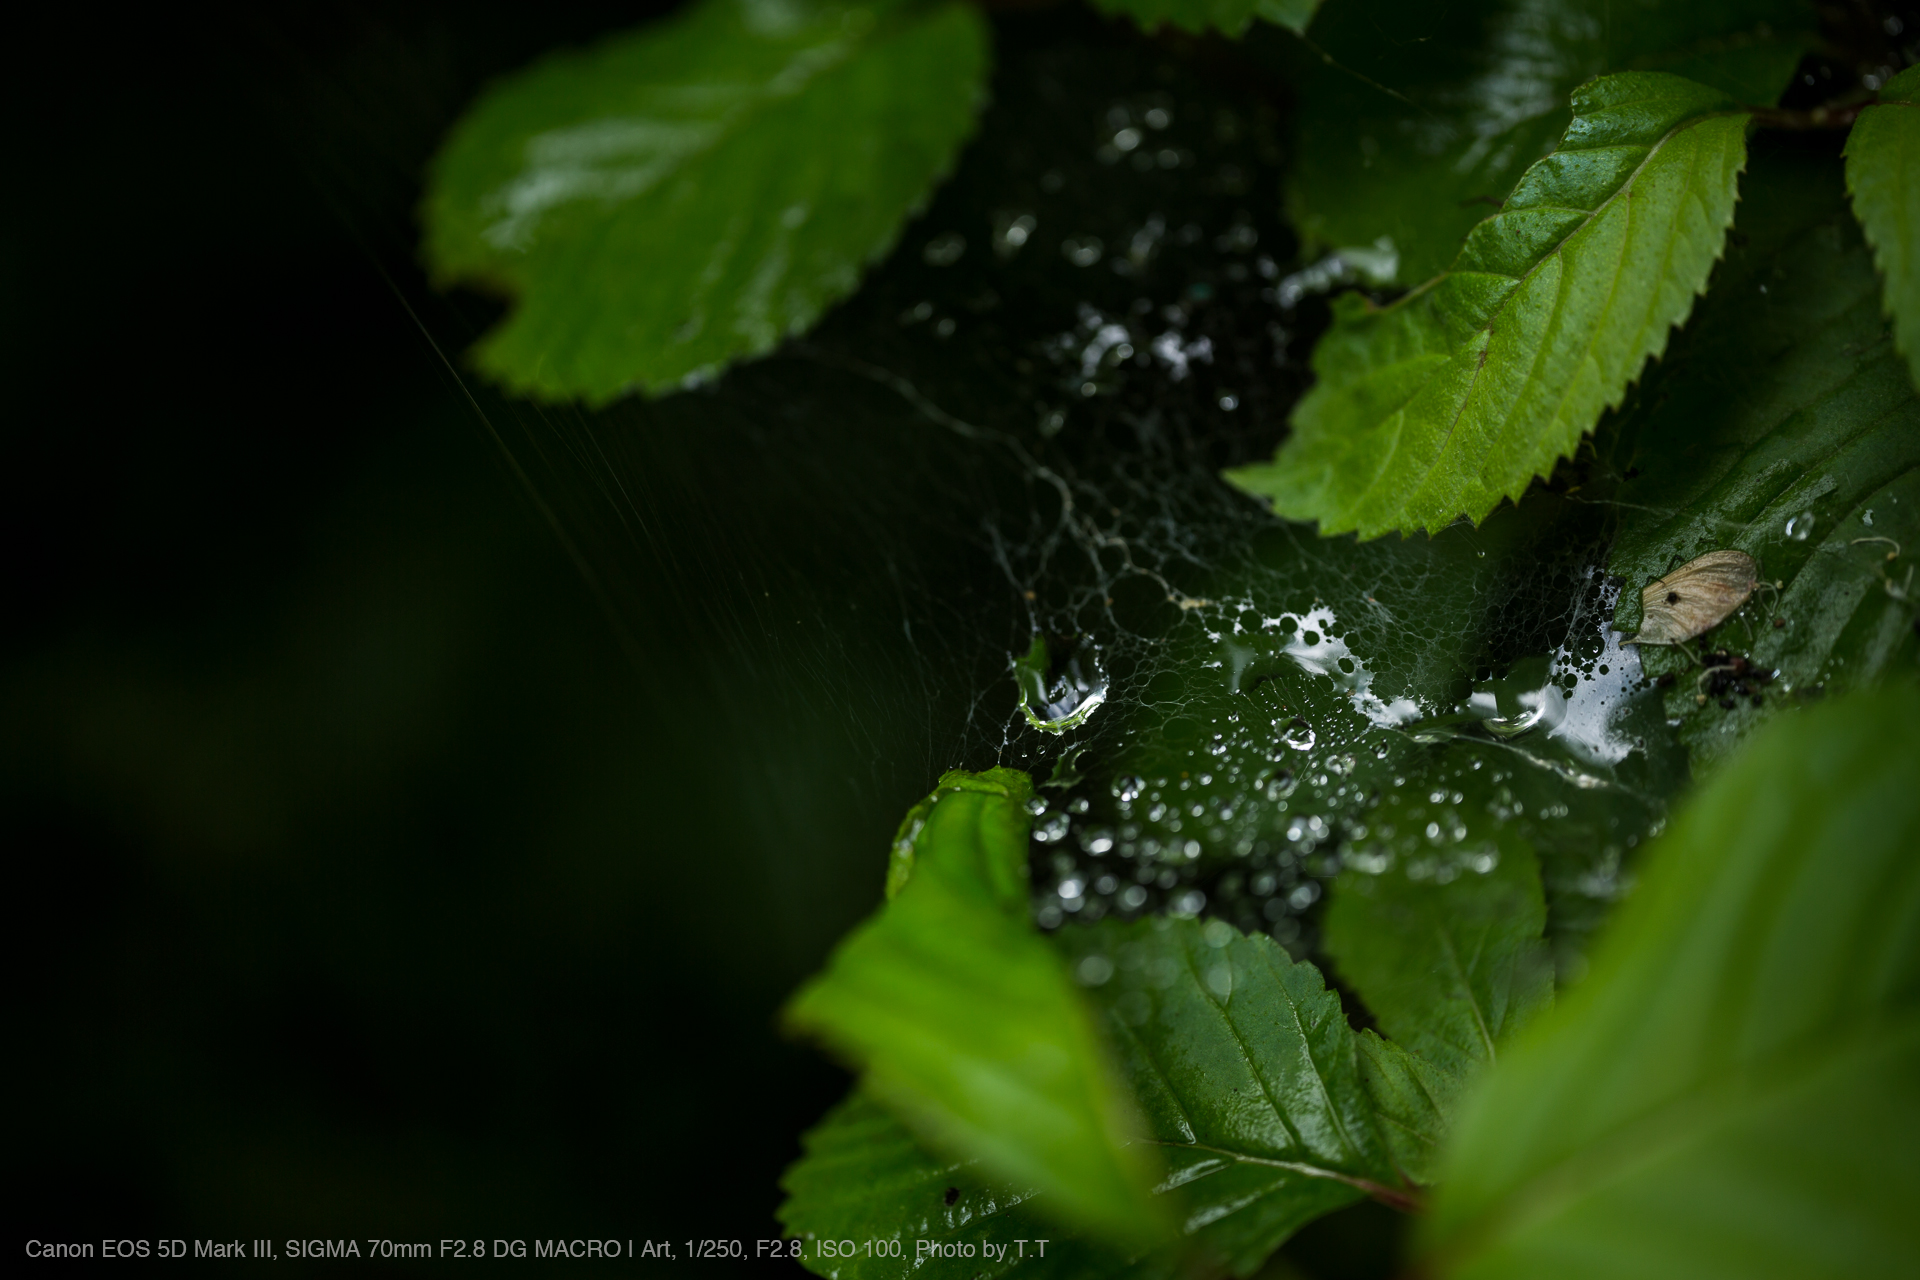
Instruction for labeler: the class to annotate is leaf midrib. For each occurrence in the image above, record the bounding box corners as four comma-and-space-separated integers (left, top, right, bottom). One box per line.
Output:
1433, 925, 1498, 1064
1144, 1138, 1401, 1201
1111, 943, 1370, 1181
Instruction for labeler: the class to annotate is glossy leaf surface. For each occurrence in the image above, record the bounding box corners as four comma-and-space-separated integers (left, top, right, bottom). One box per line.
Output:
1606, 138, 1920, 768
1088, 0, 1321, 37
1323, 832, 1552, 1082
1229, 73, 1749, 538
1281, 0, 1810, 285
1354, 1030, 1458, 1187
1423, 683, 1920, 1278
884, 768, 1037, 903
786, 916, 1413, 1278
1056, 917, 1406, 1270
423, 0, 988, 402
781, 1091, 1158, 1280
1846, 64, 1920, 388
785, 769, 1168, 1245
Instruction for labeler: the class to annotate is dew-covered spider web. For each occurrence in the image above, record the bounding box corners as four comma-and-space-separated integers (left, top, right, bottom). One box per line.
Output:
478, 13, 1726, 970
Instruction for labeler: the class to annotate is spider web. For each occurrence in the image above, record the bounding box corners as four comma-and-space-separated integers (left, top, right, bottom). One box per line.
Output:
496, 16, 1691, 966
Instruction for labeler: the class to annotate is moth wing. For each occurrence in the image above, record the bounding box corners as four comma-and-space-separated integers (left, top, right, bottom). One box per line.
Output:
1630, 550, 1760, 645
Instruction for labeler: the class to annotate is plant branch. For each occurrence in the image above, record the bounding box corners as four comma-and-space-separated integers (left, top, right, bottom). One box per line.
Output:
1747, 101, 1867, 130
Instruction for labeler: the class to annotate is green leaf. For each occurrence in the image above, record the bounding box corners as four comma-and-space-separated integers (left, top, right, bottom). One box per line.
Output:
1323, 830, 1553, 1083
1605, 137, 1920, 769
1056, 917, 1411, 1271
421, 0, 988, 403
1087, 0, 1321, 38
1278, 0, 1812, 285
781, 1091, 1172, 1280
1421, 682, 1920, 1278
884, 768, 1038, 903
786, 917, 1414, 1278
785, 768, 1170, 1247
1227, 72, 1750, 539
1846, 64, 1920, 389
1042, 475, 1689, 990
1354, 1031, 1460, 1187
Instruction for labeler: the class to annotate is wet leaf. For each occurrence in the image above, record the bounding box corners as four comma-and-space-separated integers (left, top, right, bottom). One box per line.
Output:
884, 768, 1038, 902
780, 1091, 1166, 1280
422, 0, 988, 402
1624, 550, 1759, 646
1353, 1031, 1459, 1187
785, 768, 1170, 1246
1846, 64, 1920, 389
1088, 0, 1321, 38
1278, 0, 1811, 285
1605, 138, 1920, 768
786, 916, 1414, 1278
1059, 917, 1412, 1268
1034, 478, 1687, 994
1421, 682, 1920, 1278
1322, 831, 1553, 1084
1227, 73, 1750, 539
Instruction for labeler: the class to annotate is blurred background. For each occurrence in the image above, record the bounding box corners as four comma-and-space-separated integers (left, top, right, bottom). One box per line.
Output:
4, 0, 958, 1261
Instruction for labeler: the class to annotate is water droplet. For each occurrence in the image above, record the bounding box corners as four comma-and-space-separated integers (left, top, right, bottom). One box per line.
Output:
1202, 919, 1234, 948
1786, 511, 1816, 541
1282, 717, 1317, 751
1062, 236, 1104, 267
1205, 964, 1233, 997
922, 233, 965, 266
1261, 767, 1297, 800
1076, 953, 1114, 986
1033, 811, 1071, 843
1114, 775, 1145, 802
993, 211, 1036, 259
1013, 635, 1109, 733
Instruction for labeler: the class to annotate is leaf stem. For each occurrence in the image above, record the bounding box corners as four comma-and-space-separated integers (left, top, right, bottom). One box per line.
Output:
1746, 102, 1865, 131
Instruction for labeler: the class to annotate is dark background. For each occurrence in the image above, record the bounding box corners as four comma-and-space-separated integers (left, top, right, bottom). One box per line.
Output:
4, 0, 945, 1264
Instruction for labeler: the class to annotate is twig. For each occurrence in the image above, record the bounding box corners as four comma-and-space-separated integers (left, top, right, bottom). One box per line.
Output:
1747, 103, 1866, 130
